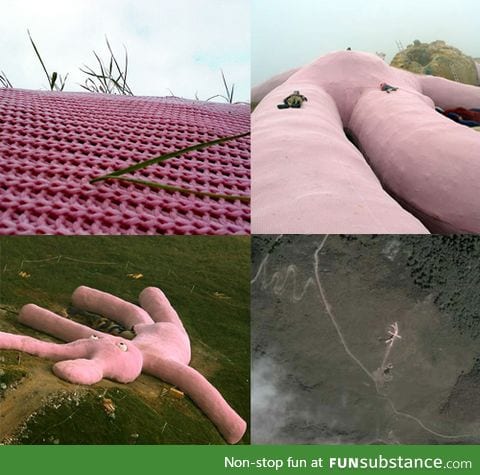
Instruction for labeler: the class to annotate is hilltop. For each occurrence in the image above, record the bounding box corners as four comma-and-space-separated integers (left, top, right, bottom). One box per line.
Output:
391, 40, 478, 85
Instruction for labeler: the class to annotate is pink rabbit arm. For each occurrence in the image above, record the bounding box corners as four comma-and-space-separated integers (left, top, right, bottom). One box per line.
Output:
139, 287, 186, 330
72, 286, 154, 328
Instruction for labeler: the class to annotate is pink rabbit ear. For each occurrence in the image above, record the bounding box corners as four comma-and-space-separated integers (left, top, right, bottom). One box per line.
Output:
53, 359, 104, 385
19, 304, 95, 342
139, 287, 184, 329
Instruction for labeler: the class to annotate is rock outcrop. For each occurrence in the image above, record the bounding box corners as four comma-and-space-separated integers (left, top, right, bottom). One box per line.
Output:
391, 40, 478, 85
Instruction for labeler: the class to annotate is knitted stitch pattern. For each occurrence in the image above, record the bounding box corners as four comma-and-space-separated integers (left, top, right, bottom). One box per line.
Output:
0, 89, 250, 235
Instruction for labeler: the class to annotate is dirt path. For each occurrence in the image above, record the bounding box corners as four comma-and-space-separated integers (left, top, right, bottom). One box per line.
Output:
0, 358, 81, 442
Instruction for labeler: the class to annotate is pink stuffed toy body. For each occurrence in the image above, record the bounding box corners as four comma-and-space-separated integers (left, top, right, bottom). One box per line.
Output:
252, 51, 480, 233
1, 287, 247, 444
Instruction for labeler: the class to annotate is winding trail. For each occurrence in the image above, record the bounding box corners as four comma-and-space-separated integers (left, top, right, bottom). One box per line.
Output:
251, 235, 315, 302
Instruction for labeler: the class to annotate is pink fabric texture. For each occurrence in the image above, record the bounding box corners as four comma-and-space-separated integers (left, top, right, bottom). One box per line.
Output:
4, 286, 246, 444
252, 51, 480, 233
0, 89, 250, 235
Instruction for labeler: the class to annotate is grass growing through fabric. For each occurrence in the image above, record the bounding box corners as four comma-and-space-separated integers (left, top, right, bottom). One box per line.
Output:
0, 31, 246, 104
199, 69, 236, 103
0, 236, 250, 444
79, 36, 133, 95
28, 30, 69, 91
90, 131, 251, 203
0, 71, 12, 88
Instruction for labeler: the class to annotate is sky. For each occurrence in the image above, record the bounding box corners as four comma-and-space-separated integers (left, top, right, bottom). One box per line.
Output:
0, 0, 249, 101
252, 0, 480, 86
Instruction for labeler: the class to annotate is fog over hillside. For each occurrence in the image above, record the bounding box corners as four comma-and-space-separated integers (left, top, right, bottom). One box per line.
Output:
252, 0, 480, 86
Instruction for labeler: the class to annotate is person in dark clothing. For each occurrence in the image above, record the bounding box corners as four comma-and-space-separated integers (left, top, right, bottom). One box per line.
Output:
277, 91, 308, 109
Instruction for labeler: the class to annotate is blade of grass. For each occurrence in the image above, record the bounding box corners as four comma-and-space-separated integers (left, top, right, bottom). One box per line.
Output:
205, 94, 226, 102
28, 30, 68, 91
0, 71, 13, 88
59, 73, 69, 91
93, 50, 110, 92
103, 176, 250, 203
80, 69, 113, 80
50, 71, 57, 90
221, 69, 229, 98
80, 38, 133, 95
221, 69, 235, 103
107, 75, 131, 94
80, 83, 99, 93
80, 64, 97, 75
105, 37, 132, 94
200, 71, 235, 103
90, 131, 250, 183
105, 37, 121, 75
28, 30, 50, 80
123, 46, 130, 93
81, 71, 128, 94
81, 69, 123, 85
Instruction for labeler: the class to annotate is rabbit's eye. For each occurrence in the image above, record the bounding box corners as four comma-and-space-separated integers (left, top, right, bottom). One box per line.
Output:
116, 342, 128, 352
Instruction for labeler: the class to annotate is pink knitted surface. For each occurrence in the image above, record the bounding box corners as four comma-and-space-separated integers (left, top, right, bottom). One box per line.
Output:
0, 89, 250, 235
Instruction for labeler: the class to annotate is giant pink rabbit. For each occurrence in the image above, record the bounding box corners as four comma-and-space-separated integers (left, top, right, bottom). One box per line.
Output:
15, 286, 247, 444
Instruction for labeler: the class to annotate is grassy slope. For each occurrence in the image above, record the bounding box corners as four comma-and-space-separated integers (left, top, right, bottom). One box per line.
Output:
0, 236, 250, 444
